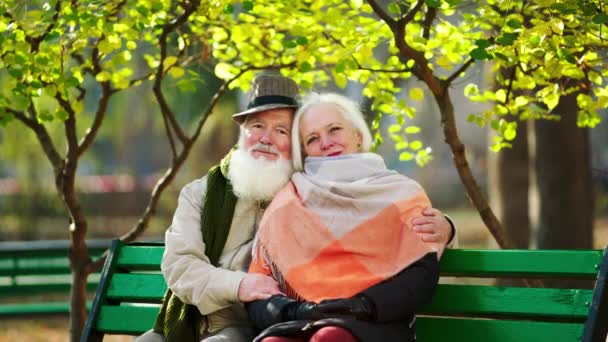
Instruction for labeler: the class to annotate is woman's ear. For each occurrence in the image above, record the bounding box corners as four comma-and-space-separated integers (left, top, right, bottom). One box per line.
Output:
357, 131, 363, 150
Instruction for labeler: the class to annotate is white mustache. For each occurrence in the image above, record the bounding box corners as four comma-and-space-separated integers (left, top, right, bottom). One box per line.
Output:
249, 143, 279, 155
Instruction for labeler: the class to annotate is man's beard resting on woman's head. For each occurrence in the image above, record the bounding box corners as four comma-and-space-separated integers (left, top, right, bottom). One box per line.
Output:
227, 143, 294, 203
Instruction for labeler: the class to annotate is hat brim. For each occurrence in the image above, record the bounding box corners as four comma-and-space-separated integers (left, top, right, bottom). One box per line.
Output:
232, 103, 298, 124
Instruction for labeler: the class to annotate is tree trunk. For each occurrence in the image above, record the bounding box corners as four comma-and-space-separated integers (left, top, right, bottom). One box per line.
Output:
489, 119, 531, 248
69, 259, 90, 342
535, 91, 594, 250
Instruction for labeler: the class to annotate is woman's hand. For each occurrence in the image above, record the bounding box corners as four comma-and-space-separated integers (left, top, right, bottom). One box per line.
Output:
411, 207, 454, 247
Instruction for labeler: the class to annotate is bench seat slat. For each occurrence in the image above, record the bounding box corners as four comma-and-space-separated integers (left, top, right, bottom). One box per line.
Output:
96, 305, 161, 334
440, 249, 602, 277
107, 273, 166, 301
423, 284, 592, 320
116, 246, 163, 271
417, 316, 584, 342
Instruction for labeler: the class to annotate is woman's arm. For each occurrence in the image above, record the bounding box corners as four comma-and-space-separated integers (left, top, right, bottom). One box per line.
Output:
359, 252, 439, 322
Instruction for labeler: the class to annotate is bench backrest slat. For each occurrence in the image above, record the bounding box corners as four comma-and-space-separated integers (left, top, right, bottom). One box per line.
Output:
107, 274, 166, 301
115, 245, 163, 271
423, 284, 593, 320
439, 249, 603, 277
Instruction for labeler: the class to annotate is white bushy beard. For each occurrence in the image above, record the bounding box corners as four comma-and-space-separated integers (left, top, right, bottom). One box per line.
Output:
227, 144, 294, 202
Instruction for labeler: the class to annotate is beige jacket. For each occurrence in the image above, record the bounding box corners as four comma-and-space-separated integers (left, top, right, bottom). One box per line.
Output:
161, 175, 265, 334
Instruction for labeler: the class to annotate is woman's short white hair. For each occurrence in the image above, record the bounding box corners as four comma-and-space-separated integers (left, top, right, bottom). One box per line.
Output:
292, 92, 373, 171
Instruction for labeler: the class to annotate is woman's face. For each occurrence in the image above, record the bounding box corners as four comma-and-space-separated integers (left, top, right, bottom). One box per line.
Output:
299, 103, 362, 158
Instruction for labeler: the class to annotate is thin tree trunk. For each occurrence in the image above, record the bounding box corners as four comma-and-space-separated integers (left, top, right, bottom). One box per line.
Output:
488, 120, 531, 249
535, 91, 594, 250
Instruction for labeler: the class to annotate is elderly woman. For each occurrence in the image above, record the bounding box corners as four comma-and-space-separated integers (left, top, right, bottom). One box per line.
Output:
246, 93, 445, 342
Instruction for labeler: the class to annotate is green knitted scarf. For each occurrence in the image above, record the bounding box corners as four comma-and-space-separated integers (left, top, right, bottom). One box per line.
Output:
153, 151, 237, 341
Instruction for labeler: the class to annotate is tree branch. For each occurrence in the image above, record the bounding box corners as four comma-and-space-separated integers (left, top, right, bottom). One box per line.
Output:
368, 0, 442, 96
152, 3, 201, 145
398, 0, 425, 26
421, 6, 436, 40
366, 0, 397, 28
26, 0, 62, 53
6, 107, 65, 177
445, 57, 475, 85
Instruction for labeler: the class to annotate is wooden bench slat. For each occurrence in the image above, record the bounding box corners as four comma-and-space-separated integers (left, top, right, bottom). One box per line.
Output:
424, 284, 592, 320
116, 246, 163, 271
440, 249, 602, 277
107, 273, 166, 301
0, 282, 99, 296
0, 301, 93, 316
96, 305, 161, 334
417, 316, 584, 342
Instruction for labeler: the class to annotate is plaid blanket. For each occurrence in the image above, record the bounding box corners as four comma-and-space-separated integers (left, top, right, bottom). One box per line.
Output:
250, 153, 442, 303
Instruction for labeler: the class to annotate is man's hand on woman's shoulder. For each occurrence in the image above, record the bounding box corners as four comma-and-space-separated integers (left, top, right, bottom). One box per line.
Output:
411, 207, 454, 246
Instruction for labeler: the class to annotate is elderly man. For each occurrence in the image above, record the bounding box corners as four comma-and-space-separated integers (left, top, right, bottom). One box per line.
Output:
136, 75, 455, 342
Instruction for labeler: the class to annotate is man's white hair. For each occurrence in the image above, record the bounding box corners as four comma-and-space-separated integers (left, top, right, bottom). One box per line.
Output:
291, 92, 373, 171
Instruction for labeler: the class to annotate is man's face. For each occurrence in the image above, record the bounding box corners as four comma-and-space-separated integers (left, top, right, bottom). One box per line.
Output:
242, 108, 294, 161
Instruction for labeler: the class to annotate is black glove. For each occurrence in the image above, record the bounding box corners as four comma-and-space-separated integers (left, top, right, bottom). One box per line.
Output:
316, 294, 377, 321
283, 300, 327, 321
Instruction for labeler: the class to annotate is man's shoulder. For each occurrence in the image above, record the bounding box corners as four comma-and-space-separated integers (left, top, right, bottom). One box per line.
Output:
180, 174, 210, 197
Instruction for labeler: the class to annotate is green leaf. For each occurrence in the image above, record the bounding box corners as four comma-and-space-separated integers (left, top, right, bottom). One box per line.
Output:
243, 0, 254, 11
424, 0, 442, 8
544, 92, 560, 110
38, 111, 54, 122
169, 67, 185, 78
65, 77, 80, 88
395, 141, 408, 150
388, 3, 401, 14
475, 39, 491, 48
557, 48, 577, 64
580, 3, 596, 16
506, 19, 522, 29
409, 88, 424, 101
496, 32, 517, 46
388, 124, 401, 133
282, 40, 297, 48
592, 12, 608, 25
299, 61, 312, 72
8, 67, 24, 79
399, 151, 413, 161
55, 108, 69, 121
445, 0, 461, 5
410, 140, 423, 150
405, 126, 421, 134
504, 125, 517, 141
529, 34, 541, 47
296, 36, 309, 45
470, 47, 493, 60
0, 111, 15, 126
335, 61, 346, 73
335, 73, 348, 88
550, 3, 575, 14
224, 4, 234, 14
44, 31, 60, 41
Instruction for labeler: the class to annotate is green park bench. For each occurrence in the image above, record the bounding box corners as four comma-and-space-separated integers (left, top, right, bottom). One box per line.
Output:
0, 239, 110, 316
82, 240, 608, 342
